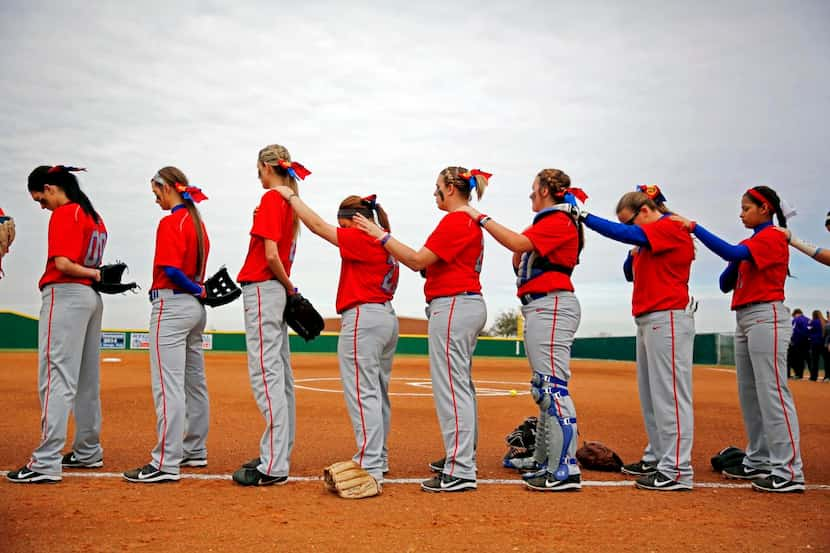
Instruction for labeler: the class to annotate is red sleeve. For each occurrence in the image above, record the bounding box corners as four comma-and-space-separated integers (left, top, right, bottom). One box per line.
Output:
744, 228, 787, 271
250, 190, 286, 242
642, 217, 687, 254
522, 214, 573, 256
48, 206, 84, 262
154, 217, 186, 269
425, 214, 474, 261
338, 227, 379, 262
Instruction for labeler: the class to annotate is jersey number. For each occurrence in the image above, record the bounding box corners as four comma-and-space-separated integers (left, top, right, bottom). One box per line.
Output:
381, 254, 399, 295
83, 230, 107, 267
474, 236, 484, 274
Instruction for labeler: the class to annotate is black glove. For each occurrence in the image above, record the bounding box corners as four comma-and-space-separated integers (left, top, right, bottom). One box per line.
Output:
284, 292, 325, 341
710, 446, 746, 472
201, 266, 241, 308
92, 262, 139, 294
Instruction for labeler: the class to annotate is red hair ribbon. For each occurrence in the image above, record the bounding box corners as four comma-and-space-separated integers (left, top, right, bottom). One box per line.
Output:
746, 188, 771, 210
637, 184, 666, 204
277, 159, 312, 180
567, 187, 588, 202
48, 165, 86, 174
459, 169, 493, 181
174, 182, 208, 203
361, 194, 377, 209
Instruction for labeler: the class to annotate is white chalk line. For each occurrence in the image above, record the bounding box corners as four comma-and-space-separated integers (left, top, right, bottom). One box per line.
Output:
1, 470, 827, 490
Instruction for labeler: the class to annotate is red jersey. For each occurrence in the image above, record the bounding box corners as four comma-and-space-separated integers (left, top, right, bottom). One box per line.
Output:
423, 211, 483, 302
731, 225, 788, 309
39, 203, 107, 290
630, 216, 694, 317
335, 227, 399, 313
151, 205, 211, 291
517, 210, 578, 296
237, 189, 296, 283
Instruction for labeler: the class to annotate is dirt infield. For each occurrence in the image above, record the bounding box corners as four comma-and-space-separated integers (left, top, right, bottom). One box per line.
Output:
0, 351, 827, 552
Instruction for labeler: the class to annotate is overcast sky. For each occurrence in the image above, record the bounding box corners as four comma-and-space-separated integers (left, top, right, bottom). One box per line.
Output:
0, 0, 827, 336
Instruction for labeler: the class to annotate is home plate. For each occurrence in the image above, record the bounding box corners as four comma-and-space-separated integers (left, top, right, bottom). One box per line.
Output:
102, 358, 122, 363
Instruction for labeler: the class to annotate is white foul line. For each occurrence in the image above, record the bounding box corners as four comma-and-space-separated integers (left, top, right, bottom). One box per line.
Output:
1, 471, 827, 490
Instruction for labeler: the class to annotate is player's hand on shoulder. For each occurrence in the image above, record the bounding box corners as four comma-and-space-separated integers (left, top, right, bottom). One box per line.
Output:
273, 185, 294, 200
455, 205, 479, 219
772, 226, 791, 242
669, 214, 694, 231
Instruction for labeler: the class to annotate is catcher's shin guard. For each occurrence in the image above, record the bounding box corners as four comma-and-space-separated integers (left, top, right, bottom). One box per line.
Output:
531, 372, 576, 481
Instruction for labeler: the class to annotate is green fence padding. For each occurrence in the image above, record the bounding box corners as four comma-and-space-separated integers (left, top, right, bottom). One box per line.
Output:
0, 310, 724, 364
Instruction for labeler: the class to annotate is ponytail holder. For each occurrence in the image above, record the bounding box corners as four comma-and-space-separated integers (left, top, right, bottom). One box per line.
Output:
637, 184, 666, 204
276, 159, 312, 181
555, 187, 588, 206
458, 169, 493, 191
746, 188, 772, 211
48, 165, 86, 174
175, 182, 208, 203
361, 194, 377, 210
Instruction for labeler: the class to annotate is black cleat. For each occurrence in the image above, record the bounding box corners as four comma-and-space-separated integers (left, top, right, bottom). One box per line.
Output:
525, 473, 582, 492
232, 466, 287, 487
62, 452, 103, 469
6, 466, 61, 484
621, 460, 657, 476
634, 471, 692, 491
421, 473, 476, 492
123, 464, 180, 483
751, 475, 805, 493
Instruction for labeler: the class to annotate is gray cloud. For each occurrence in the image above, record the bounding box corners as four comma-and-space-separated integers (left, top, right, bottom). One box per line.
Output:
1, 0, 828, 336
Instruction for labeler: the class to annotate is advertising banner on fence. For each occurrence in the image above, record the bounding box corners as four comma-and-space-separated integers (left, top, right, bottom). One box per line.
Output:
130, 333, 150, 350
129, 332, 212, 350
100, 332, 126, 349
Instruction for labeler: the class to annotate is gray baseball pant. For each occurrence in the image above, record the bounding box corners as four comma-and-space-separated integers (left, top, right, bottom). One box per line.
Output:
426, 294, 486, 481
523, 292, 581, 476
148, 291, 209, 474
735, 302, 804, 482
242, 280, 295, 478
338, 302, 399, 481
28, 284, 103, 476
634, 308, 695, 486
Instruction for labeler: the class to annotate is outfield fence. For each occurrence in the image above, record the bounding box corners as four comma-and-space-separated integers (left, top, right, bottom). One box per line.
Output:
0, 311, 732, 365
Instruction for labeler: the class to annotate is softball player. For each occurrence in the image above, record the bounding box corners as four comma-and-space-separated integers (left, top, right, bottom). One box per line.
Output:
354, 166, 489, 493
673, 186, 805, 493
582, 185, 696, 491
8, 165, 106, 483
233, 144, 310, 486
456, 169, 586, 492
123, 167, 211, 484
273, 187, 399, 483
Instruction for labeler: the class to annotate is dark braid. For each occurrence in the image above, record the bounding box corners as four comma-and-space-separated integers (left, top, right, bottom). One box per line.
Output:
28, 165, 100, 223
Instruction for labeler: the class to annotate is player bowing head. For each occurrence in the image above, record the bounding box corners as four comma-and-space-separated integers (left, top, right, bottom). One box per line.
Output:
581, 184, 696, 492
672, 185, 805, 493
271, 186, 398, 490
123, 166, 212, 484
453, 168, 587, 492
353, 165, 491, 493
8, 166, 107, 484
